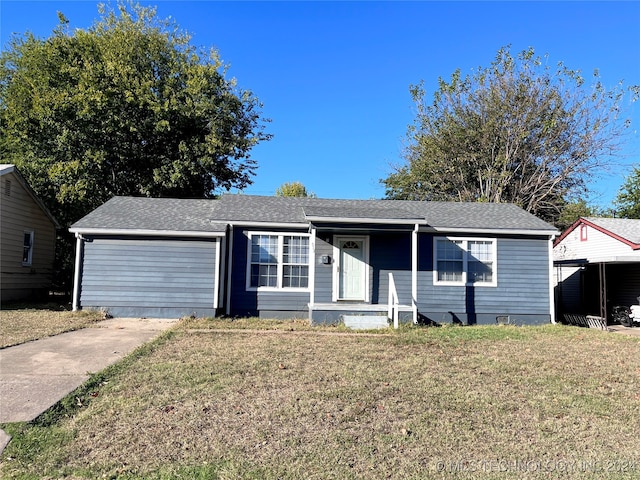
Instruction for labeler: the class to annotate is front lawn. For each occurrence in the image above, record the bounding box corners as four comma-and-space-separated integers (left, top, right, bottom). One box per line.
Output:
0, 307, 104, 348
1, 323, 639, 479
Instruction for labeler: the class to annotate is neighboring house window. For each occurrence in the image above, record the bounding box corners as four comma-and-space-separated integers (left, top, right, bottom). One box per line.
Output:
434, 237, 496, 286
23, 231, 34, 266
248, 233, 309, 289
580, 224, 588, 241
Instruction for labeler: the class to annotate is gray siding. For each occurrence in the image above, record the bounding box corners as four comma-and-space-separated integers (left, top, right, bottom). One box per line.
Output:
417, 235, 552, 325
370, 233, 412, 305
311, 231, 413, 306
79, 237, 218, 318
228, 228, 552, 324
313, 236, 334, 303
229, 228, 310, 317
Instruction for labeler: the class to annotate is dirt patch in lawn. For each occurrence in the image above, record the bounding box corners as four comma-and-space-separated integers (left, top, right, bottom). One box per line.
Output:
2, 325, 639, 479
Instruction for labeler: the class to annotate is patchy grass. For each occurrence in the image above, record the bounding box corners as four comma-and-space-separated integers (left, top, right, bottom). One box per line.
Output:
0, 308, 104, 348
1, 324, 639, 479
181, 316, 357, 332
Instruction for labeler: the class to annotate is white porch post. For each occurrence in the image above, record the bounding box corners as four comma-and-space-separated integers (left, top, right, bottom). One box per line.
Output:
309, 226, 316, 322
72, 233, 83, 311
412, 224, 419, 324
213, 238, 221, 310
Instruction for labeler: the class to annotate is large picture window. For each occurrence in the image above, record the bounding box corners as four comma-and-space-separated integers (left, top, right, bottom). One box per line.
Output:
248, 233, 309, 289
434, 237, 496, 286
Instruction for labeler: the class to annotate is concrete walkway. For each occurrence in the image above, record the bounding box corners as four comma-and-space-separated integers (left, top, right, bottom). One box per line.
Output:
0, 317, 176, 454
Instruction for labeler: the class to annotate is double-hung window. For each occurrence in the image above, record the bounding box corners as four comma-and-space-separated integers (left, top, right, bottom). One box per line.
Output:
434, 237, 496, 286
248, 233, 309, 289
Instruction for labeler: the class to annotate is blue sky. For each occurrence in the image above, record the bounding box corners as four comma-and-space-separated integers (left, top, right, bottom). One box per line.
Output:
2, 1, 639, 208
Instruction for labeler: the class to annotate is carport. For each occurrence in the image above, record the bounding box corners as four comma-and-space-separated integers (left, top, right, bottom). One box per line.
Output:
555, 257, 640, 326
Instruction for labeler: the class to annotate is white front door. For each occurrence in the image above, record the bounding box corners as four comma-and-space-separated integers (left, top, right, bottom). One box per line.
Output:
336, 237, 368, 301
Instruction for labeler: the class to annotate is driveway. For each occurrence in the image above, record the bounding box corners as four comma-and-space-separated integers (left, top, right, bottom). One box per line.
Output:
608, 324, 640, 337
0, 317, 176, 453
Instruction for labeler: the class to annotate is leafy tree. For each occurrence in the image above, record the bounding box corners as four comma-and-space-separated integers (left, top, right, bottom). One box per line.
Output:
275, 181, 316, 198
0, 2, 270, 292
614, 166, 640, 218
382, 46, 637, 224
555, 197, 601, 231
0, 2, 271, 229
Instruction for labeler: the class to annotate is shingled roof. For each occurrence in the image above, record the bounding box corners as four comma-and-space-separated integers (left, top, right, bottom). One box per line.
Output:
70, 194, 557, 235
70, 197, 226, 235
582, 217, 640, 246
213, 195, 557, 232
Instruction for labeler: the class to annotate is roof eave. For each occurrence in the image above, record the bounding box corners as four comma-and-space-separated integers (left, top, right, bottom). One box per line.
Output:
423, 226, 559, 236
227, 221, 310, 229
69, 227, 226, 238
305, 216, 425, 225
555, 217, 640, 249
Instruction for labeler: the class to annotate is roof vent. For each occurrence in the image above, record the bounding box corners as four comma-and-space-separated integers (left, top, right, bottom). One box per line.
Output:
4, 179, 10, 196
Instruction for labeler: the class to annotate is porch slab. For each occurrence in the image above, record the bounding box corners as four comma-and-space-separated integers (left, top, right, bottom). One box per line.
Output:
343, 315, 390, 330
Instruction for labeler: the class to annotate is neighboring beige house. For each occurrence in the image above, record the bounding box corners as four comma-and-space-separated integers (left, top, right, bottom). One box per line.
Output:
1, 164, 59, 302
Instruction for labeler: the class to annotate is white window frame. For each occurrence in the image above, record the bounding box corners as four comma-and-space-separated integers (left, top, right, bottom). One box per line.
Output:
22, 230, 34, 266
433, 237, 497, 287
246, 231, 311, 291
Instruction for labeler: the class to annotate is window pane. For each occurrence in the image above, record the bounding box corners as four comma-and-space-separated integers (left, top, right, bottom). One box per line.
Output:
468, 241, 492, 262
468, 241, 493, 283
23, 232, 32, 264
436, 239, 463, 282
437, 261, 463, 282
437, 239, 463, 260
251, 263, 277, 287
283, 236, 308, 264
468, 260, 493, 283
251, 235, 278, 263
283, 265, 309, 288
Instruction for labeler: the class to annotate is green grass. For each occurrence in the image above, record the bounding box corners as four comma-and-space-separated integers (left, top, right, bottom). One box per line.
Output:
1, 323, 639, 479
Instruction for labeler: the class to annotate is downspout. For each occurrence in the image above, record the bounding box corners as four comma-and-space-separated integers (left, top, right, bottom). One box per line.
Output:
548, 236, 556, 324
412, 224, 419, 324
225, 224, 234, 316
72, 233, 83, 311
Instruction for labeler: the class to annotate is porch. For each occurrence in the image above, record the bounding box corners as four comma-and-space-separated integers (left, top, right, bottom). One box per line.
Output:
308, 302, 415, 327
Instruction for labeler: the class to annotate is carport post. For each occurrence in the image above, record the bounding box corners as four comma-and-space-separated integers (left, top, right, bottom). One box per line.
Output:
599, 262, 607, 325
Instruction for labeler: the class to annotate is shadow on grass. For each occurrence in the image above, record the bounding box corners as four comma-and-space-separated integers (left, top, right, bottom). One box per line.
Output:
0, 293, 71, 312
